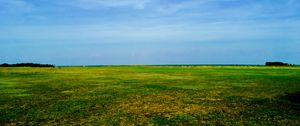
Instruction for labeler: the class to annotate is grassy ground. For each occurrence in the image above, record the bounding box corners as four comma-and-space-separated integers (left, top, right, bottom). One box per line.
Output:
0, 66, 300, 125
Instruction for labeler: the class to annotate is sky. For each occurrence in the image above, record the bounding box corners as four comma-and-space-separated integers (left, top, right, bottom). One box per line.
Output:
0, 0, 300, 65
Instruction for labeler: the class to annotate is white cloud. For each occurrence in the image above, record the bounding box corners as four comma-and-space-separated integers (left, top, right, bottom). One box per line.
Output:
1, 19, 299, 44
0, 0, 34, 13
60, 0, 151, 10
155, 1, 197, 15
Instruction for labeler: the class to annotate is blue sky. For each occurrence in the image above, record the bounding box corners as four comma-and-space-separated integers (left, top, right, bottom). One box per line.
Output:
0, 0, 300, 65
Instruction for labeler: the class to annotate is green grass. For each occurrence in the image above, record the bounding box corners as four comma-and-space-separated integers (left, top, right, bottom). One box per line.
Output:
0, 66, 300, 125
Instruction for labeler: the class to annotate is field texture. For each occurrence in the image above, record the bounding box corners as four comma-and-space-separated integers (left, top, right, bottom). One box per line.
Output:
0, 66, 300, 125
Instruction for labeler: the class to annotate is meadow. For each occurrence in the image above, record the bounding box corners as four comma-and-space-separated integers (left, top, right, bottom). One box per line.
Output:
0, 66, 300, 125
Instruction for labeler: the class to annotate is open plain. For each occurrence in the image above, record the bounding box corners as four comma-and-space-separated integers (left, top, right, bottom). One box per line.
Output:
1, 66, 300, 125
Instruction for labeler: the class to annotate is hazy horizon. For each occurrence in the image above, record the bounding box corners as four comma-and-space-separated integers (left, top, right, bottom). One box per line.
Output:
1, 0, 300, 66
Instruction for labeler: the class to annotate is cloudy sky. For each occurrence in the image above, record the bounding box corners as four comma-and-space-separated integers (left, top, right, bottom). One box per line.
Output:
0, 0, 299, 65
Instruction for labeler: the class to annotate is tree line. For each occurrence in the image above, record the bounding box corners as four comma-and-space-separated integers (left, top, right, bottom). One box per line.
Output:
0, 63, 55, 67
265, 62, 294, 66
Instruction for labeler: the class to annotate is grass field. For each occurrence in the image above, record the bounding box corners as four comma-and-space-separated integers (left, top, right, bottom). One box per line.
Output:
0, 66, 300, 125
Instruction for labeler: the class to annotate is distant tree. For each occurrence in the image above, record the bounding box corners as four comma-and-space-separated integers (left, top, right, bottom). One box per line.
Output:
265, 62, 289, 66
1, 63, 9, 67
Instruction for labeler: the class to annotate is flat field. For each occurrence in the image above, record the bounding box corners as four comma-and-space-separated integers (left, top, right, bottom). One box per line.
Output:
0, 66, 300, 125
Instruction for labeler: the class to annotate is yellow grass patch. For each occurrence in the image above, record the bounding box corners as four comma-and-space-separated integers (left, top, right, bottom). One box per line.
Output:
194, 98, 223, 101
62, 90, 74, 93
117, 92, 223, 117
